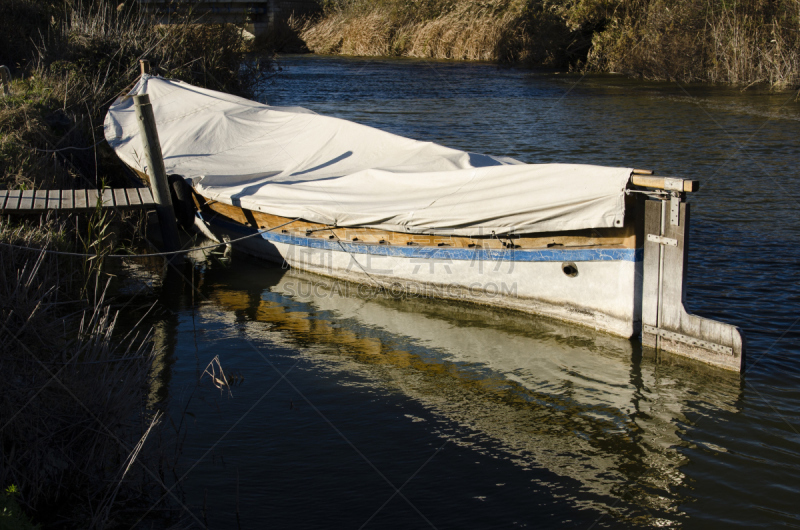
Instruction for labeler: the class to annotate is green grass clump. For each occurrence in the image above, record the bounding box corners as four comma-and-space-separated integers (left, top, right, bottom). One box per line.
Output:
1, 485, 41, 530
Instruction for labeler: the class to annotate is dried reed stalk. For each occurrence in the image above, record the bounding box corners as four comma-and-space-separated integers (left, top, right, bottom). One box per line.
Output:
301, 0, 800, 88
0, 222, 159, 528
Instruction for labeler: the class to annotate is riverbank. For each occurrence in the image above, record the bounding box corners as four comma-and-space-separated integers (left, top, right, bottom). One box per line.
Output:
298, 0, 800, 88
0, 0, 271, 526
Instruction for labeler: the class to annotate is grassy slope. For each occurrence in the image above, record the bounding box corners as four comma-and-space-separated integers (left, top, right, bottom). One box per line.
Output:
0, 1, 268, 527
0, 0, 260, 192
300, 0, 800, 88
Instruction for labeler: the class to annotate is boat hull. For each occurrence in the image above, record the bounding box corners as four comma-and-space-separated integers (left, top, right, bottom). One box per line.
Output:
199, 215, 643, 338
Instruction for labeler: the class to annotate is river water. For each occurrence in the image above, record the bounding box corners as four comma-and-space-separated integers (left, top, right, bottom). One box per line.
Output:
128, 56, 800, 528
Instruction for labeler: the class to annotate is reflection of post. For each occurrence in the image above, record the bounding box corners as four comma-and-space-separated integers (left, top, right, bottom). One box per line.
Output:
0, 65, 11, 96
149, 260, 190, 405
133, 93, 182, 256
148, 320, 173, 407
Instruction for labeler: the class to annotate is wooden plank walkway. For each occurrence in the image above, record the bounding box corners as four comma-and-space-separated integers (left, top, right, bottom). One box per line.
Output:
0, 188, 156, 213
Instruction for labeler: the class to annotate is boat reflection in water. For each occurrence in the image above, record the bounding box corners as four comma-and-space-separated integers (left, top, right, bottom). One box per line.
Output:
187, 256, 741, 525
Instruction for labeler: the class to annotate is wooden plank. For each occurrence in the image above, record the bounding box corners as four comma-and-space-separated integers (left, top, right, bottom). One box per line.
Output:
0, 191, 8, 211
204, 199, 638, 250
113, 188, 128, 208
62, 189, 73, 210
19, 190, 34, 210
126, 188, 141, 206
631, 175, 699, 193
87, 189, 99, 209
101, 188, 113, 208
138, 187, 156, 206
33, 190, 47, 210
5, 190, 21, 211
47, 190, 61, 210
74, 189, 88, 210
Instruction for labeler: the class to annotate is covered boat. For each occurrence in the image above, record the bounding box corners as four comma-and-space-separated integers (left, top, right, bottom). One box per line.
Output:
104, 75, 745, 371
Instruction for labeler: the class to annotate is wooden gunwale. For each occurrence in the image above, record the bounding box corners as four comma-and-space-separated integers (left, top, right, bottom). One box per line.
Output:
195, 192, 639, 251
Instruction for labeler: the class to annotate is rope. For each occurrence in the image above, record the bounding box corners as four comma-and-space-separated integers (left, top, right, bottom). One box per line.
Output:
332, 233, 386, 290
0, 218, 301, 259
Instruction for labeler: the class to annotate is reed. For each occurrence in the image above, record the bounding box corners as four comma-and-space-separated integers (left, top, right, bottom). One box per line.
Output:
299, 0, 551, 63
300, 0, 800, 88
0, 221, 160, 528
586, 0, 800, 88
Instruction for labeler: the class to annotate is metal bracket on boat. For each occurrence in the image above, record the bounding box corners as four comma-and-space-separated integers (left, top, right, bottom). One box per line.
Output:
669, 192, 682, 226
646, 234, 677, 246
642, 325, 734, 356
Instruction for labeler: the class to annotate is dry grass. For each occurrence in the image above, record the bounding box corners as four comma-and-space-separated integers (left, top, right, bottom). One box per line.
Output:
567, 0, 800, 88
300, 0, 800, 88
1, 0, 270, 192
300, 0, 549, 62
706, 7, 800, 87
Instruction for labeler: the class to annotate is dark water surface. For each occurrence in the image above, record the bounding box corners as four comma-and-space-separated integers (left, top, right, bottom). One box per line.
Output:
133, 56, 800, 528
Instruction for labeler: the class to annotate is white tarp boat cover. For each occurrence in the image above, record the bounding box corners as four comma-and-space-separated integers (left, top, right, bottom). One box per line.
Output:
105, 76, 633, 236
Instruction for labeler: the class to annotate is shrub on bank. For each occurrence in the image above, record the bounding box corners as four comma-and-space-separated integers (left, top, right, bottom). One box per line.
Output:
0, 0, 268, 192
302, 0, 800, 88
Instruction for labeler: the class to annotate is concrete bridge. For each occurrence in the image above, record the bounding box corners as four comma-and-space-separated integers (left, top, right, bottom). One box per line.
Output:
139, 0, 321, 37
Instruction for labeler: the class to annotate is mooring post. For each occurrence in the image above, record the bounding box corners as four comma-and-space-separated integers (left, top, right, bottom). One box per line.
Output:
0, 65, 11, 96
132, 94, 182, 257
139, 59, 150, 76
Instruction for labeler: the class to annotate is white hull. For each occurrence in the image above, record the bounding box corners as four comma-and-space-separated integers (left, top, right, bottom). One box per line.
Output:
200, 217, 642, 338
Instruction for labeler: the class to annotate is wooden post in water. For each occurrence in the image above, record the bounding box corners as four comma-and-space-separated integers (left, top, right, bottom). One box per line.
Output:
133, 94, 181, 256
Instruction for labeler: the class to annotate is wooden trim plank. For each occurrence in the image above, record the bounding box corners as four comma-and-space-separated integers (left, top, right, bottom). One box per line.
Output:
101, 188, 113, 208
19, 190, 34, 210
126, 188, 142, 206
0, 191, 8, 211
114, 188, 128, 208
74, 189, 88, 210
47, 190, 61, 210
87, 189, 99, 209
203, 196, 638, 250
631, 175, 699, 193
62, 189, 74, 210
33, 190, 47, 210
138, 188, 155, 206
5, 190, 22, 211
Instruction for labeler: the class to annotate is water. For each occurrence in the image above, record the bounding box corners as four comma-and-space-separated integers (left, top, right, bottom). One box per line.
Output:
127, 56, 800, 528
